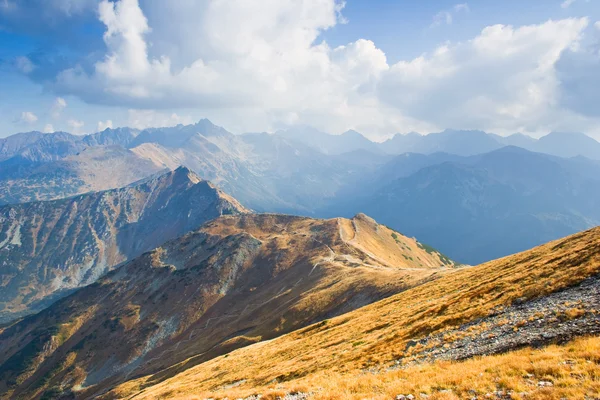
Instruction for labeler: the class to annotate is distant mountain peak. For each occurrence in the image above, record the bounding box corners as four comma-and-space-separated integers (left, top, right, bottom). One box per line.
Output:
193, 119, 232, 137
172, 165, 201, 181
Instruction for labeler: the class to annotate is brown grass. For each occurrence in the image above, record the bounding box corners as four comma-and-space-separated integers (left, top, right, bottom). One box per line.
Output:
106, 227, 600, 399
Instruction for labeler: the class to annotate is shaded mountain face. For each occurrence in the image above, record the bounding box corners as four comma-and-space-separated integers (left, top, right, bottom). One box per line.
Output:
0, 213, 458, 399
348, 147, 600, 264
105, 226, 600, 400
3, 121, 600, 265
0, 146, 167, 206
0, 167, 247, 323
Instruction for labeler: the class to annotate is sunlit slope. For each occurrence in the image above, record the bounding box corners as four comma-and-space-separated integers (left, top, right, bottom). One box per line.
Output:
108, 226, 600, 399
0, 213, 457, 399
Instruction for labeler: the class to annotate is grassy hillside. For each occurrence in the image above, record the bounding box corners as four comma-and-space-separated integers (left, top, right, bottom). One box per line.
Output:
0, 213, 458, 399
106, 226, 600, 399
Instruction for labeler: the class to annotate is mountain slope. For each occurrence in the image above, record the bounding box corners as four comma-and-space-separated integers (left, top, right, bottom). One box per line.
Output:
129, 123, 388, 213
0, 213, 458, 399
107, 226, 600, 400
0, 146, 166, 205
0, 167, 247, 323
0, 129, 139, 164
534, 131, 600, 159
349, 147, 600, 264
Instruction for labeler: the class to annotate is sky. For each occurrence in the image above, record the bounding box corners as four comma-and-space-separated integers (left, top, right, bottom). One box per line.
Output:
1, 0, 600, 140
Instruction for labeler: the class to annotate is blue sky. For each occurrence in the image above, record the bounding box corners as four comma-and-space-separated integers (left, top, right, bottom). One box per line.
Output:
1, 0, 600, 140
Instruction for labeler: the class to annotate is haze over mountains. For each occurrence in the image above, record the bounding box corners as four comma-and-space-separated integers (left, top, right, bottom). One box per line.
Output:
2, 120, 600, 265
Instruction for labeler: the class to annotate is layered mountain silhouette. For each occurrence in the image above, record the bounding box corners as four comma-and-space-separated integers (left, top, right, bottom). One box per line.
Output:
0, 167, 247, 323
1, 121, 600, 400
330, 146, 600, 263
2, 120, 600, 265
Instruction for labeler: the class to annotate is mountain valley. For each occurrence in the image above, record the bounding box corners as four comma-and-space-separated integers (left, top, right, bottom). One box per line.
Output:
0, 123, 599, 399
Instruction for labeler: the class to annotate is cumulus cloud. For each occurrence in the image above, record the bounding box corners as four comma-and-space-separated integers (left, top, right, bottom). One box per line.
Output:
555, 21, 600, 118
380, 18, 590, 134
97, 119, 113, 131
19, 111, 38, 124
561, 0, 577, 8
18, 0, 600, 138
43, 123, 55, 133
51, 97, 67, 118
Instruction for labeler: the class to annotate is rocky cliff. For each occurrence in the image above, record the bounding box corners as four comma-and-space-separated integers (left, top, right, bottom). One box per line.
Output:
0, 167, 247, 323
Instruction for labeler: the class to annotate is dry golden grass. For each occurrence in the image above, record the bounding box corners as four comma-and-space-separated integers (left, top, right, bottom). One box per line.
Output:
106, 226, 600, 399
298, 335, 600, 400
1, 213, 462, 399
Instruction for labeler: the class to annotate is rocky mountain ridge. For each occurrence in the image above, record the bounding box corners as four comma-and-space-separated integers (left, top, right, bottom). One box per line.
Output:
102, 226, 600, 400
0, 167, 247, 323
3, 120, 600, 264
0, 213, 458, 399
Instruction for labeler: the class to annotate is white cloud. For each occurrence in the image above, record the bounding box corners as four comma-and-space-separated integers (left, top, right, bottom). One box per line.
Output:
561, 0, 577, 8
379, 18, 590, 135
67, 119, 84, 133
432, 11, 453, 27
127, 109, 194, 130
41, 0, 600, 138
51, 97, 67, 118
19, 111, 38, 124
43, 123, 55, 133
555, 20, 600, 119
97, 119, 113, 131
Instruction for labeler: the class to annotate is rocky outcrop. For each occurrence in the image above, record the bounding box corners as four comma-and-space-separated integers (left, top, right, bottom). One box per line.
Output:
0, 213, 455, 399
0, 167, 247, 323
398, 274, 600, 365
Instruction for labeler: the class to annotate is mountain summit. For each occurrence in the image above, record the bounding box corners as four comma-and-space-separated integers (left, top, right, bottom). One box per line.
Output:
0, 167, 248, 323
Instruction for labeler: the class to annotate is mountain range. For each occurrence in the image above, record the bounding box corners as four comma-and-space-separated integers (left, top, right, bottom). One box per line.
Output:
0, 167, 246, 323
324, 146, 600, 263
0, 121, 599, 399
2, 121, 600, 265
